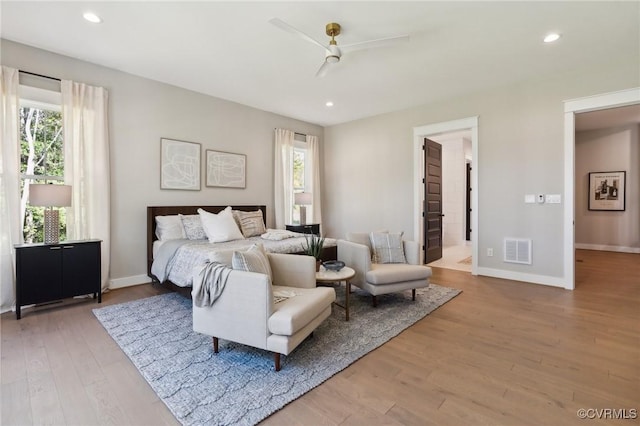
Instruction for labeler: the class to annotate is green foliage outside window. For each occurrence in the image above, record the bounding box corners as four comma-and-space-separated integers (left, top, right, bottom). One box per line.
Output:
292, 149, 305, 223
19, 106, 66, 243
293, 150, 305, 189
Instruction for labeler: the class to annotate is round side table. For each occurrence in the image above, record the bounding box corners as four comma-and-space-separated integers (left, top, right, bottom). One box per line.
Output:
316, 266, 355, 321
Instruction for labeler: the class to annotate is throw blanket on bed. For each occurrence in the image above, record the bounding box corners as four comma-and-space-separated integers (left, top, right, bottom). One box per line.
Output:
261, 229, 299, 241
151, 239, 190, 283
192, 262, 232, 307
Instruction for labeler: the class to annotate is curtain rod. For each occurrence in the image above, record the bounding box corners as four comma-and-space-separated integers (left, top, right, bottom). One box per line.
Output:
19, 70, 61, 82
274, 128, 307, 137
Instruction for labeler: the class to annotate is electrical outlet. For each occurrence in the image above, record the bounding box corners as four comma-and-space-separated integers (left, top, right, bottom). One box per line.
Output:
487, 248, 493, 257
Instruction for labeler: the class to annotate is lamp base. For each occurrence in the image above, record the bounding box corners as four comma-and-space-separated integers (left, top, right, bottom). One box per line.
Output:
300, 206, 307, 225
44, 209, 60, 244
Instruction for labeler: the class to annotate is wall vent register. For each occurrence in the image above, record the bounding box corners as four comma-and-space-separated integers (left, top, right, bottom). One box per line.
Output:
504, 238, 532, 265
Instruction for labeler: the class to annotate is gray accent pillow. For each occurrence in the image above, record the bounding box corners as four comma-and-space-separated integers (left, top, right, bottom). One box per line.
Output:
234, 210, 266, 238
232, 244, 272, 280
180, 214, 206, 240
369, 232, 406, 264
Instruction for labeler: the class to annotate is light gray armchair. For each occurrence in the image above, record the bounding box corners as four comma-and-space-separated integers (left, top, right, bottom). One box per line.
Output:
338, 233, 432, 307
192, 253, 335, 371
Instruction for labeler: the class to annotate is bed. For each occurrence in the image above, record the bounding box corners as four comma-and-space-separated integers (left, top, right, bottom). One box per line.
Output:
147, 205, 337, 289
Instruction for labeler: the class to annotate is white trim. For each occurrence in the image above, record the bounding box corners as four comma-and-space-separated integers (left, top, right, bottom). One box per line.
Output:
563, 87, 640, 290
109, 274, 152, 289
565, 88, 640, 113
575, 244, 640, 254
413, 116, 479, 275
19, 85, 62, 111
476, 267, 569, 289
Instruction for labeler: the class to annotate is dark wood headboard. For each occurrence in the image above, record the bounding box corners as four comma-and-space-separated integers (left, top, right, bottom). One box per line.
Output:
147, 205, 267, 277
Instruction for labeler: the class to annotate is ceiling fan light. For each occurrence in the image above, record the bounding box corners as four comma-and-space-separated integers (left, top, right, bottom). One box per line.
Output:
326, 55, 340, 64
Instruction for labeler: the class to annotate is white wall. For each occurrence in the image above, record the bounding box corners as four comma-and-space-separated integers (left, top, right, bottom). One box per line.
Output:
1, 39, 324, 286
575, 124, 640, 251
323, 57, 639, 283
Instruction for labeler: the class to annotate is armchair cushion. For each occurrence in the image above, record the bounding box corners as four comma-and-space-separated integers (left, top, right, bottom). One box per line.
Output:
268, 285, 335, 335
370, 232, 406, 264
366, 263, 432, 285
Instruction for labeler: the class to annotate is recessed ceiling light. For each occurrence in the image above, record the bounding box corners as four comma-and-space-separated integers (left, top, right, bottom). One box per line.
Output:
325, 101, 334, 107
543, 33, 560, 43
83, 12, 102, 24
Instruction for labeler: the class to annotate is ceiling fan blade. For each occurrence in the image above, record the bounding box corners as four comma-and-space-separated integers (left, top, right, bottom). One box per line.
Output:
269, 18, 330, 53
340, 34, 410, 53
315, 61, 333, 78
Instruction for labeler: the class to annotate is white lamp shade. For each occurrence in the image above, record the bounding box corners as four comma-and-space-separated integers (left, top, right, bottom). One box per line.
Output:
294, 192, 312, 205
29, 184, 72, 207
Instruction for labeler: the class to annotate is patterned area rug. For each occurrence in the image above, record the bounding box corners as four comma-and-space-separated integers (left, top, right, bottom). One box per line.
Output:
93, 284, 461, 426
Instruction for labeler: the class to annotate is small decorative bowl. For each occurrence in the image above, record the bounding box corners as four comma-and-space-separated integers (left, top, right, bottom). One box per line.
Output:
322, 260, 345, 272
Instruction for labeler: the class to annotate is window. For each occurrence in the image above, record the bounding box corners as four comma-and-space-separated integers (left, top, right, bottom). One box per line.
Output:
19, 86, 64, 243
292, 140, 311, 224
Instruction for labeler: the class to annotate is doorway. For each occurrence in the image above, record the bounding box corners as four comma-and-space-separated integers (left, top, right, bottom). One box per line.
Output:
425, 132, 473, 271
563, 87, 640, 289
413, 116, 478, 274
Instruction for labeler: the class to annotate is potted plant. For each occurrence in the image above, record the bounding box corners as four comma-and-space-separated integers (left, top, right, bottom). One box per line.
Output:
303, 234, 325, 271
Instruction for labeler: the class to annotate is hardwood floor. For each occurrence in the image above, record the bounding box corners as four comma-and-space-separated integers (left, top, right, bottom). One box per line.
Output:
2, 249, 638, 425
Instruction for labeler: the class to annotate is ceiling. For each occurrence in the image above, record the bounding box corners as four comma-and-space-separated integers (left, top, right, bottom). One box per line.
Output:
1, 1, 638, 127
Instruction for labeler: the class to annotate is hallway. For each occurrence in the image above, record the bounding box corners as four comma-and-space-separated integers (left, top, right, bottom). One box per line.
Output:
427, 244, 472, 273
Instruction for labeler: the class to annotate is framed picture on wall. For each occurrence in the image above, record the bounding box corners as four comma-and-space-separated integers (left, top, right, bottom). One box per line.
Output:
588, 171, 625, 211
206, 150, 246, 188
160, 138, 201, 190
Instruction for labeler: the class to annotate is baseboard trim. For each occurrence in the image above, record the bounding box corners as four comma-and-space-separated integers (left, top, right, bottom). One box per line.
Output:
476, 267, 569, 289
575, 244, 640, 254
109, 274, 152, 289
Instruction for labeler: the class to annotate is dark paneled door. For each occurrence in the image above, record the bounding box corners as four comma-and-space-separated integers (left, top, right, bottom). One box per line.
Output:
423, 138, 443, 264
466, 162, 472, 241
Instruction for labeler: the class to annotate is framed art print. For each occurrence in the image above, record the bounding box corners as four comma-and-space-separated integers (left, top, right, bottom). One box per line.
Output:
206, 150, 246, 188
588, 171, 625, 211
160, 138, 201, 190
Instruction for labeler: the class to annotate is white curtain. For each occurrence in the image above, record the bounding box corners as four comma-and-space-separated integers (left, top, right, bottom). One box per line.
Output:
61, 80, 110, 290
0, 66, 21, 313
306, 134, 323, 230
274, 128, 295, 229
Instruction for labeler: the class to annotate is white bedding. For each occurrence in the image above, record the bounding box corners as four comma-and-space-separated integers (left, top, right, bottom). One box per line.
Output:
151, 235, 336, 287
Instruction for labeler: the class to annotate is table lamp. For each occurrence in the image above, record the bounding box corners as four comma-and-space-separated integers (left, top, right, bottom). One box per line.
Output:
294, 192, 312, 225
29, 183, 72, 244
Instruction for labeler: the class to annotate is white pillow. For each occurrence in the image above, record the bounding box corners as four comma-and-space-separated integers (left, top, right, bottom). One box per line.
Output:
198, 207, 245, 243
155, 215, 185, 240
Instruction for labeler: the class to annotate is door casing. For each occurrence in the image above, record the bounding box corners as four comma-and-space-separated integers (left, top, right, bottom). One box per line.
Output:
413, 116, 479, 274
563, 87, 640, 290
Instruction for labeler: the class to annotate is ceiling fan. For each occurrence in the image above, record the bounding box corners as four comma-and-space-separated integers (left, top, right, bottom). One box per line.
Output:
269, 18, 409, 77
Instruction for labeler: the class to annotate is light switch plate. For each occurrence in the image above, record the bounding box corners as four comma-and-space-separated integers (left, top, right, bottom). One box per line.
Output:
546, 194, 562, 204
525, 194, 536, 204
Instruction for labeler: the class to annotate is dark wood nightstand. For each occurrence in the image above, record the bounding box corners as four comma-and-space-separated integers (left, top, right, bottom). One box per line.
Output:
14, 239, 102, 319
286, 224, 320, 235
